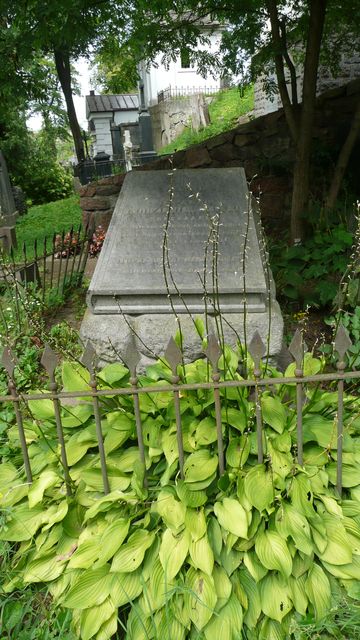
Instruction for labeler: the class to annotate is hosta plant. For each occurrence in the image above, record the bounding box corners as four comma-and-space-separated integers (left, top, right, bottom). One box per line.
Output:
1, 347, 360, 640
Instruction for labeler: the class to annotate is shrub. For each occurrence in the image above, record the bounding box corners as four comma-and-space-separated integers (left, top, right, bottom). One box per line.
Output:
1, 345, 360, 639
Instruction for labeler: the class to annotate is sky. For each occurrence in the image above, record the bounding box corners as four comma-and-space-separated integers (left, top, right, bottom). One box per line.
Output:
27, 57, 92, 132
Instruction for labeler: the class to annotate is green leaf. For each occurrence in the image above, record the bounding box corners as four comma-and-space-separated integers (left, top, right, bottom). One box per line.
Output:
190, 535, 214, 575
97, 363, 128, 385
106, 411, 133, 431
185, 568, 217, 630
62, 565, 111, 609
289, 575, 308, 616
260, 573, 292, 622
184, 450, 218, 483
244, 464, 274, 512
213, 565, 232, 611
68, 538, 100, 569
317, 515, 353, 565
24, 554, 65, 583
0, 503, 44, 541
62, 404, 93, 427
28, 397, 55, 421
255, 530, 292, 578
159, 527, 190, 579
95, 518, 130, 567
111, 529, 154, 573
226, 436, 250, 469
109, 570, 143, 607
81, 598, 116, 640
305, 564, 331, 620
185, 508, 206, 541
155, 489, 186, 531
275, 504, 313, 555
28, 470, 59, 508
238, 567, 261, 628
195, 417, 217, 445
243, 550, 268, 582
175, 480, 208, 507
261, 396, 286, 433
214, 497, 249, 538
204, 592, 243, 640
62, 361, 90, 392
221, 407, 246, 432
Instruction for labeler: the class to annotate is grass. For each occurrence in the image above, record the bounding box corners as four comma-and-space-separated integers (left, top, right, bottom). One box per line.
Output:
159, 85, 254, 155
14, 195, 82, 259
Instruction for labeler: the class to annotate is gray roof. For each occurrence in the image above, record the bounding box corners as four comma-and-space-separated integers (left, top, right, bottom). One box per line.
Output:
86, 94, 139, 117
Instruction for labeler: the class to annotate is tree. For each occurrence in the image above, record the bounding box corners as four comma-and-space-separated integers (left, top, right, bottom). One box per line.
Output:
91, 39, 139, 94
124, 0, 360, 241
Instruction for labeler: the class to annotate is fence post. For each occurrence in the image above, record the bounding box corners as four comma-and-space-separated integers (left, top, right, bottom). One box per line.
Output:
205, 333, 224, 475
2, 347, 32, 483
41, 344, 72, 496
248, 331, 266, 464
335, 325, 352, 497
289, 329, 305, 465
165, 337, 185, 479
123, 336, 147, 487
82, 342, 110, 495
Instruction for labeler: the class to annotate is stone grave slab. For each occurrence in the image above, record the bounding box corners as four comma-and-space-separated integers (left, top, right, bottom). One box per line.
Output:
81, 168, 283, 365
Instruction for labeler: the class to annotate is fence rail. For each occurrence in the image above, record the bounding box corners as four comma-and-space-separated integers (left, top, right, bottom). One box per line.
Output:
158, 85, 221, 102
0, 324, 354, 500
0, 225, 91, 301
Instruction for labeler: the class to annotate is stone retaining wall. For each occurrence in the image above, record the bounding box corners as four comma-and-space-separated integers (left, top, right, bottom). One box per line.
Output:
80, 79, 360, 231
79, 174, 125, 232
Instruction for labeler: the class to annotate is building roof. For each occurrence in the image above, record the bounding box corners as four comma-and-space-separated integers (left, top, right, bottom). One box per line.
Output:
86, 93, 139, 117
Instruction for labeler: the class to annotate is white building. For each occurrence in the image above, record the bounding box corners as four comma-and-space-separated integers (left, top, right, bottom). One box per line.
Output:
138, 23, 225, 107
86, 92, 139, 158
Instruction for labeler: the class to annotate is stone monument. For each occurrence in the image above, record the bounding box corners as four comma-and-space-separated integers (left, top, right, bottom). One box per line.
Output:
81, 168, 283, 364
0, 150, 17, 252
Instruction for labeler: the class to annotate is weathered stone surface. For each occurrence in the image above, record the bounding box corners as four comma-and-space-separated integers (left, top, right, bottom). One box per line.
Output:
95, 184, 122, 196
209, 142, 241, 163
221, 301, 284, 357
80, 196, 110, 211
185, 146, 211, 168
80, 309, 134, 364
87, 168, 268, 315
234, 133, 256, 147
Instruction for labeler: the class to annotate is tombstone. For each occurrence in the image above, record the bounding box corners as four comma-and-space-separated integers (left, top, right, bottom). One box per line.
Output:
81, 168, 283, 365
123, 130, 133, 172
0, 150, 17, 252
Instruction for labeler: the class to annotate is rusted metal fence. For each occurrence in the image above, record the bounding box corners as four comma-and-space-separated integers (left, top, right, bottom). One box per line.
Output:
0, 225, 91, 301
0, 325, 356, 499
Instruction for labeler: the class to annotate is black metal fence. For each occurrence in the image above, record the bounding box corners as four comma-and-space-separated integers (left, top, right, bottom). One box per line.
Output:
0, 324, 354, 498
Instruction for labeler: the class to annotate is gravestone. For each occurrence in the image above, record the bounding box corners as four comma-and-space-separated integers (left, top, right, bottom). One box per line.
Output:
81, 168, 283, 365
0, 150, 17, 252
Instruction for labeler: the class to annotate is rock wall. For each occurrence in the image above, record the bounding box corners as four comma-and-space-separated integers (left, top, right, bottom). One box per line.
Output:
81, 79, 360, 230
149, 94, 210, 151
80, 173, 125, 232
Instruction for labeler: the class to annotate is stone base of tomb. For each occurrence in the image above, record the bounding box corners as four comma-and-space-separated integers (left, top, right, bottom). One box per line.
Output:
80, 301, 284, 370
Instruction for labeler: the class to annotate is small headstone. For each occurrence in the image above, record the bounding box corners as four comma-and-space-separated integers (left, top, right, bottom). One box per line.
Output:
81, 168, 283, 365
0, 150, 17, 252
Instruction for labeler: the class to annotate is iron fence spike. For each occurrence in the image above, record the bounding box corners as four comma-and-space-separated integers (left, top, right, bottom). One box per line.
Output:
41, 343, 59, 378
248, 331, 266, 367
204, 333, 221, 369
1, 346, 17, 377
164, 336, 182, 374
335, 324, 352, 362
82, 341, 97, 372
122, 335, 141, 376
288, 328, 303, 366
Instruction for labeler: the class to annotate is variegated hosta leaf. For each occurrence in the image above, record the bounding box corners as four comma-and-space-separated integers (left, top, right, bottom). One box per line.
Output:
214, 497, 249, 539
62, 565, 111, 609
305, 564, 331, 620
260, 573, 293, 622
244, 464, 274, 513
255, 530, 292, 578
159, 528, 190, 580
190, 535, 214, 575
185, 508, 206, 541
110, 529, 154, 573
155, 489, 186, 531
185, 568, 217, 630
204, 592, 243, 640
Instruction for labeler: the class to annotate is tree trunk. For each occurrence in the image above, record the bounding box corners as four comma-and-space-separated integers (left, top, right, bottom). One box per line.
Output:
54, 48, 85, 163
290, 0, 327, 242
325, 98, 360, 212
